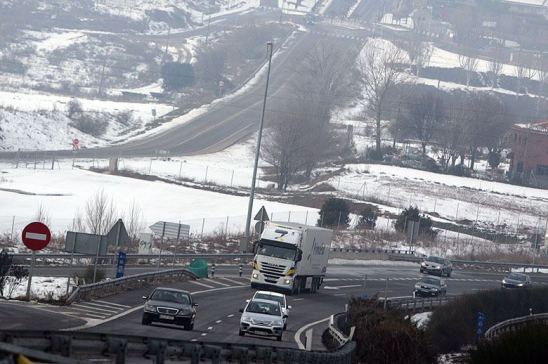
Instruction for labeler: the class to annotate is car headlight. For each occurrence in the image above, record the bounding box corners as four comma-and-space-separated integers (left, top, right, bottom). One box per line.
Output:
435, 265, 441, 269
241, 316, 253, 324
144, 303, 156, 312
273, 320, 283, 327
421, 262, 426, 267
177, 308, 191, 315
502, 279, 507, 284
517, 283, 524, 287
252, 273, 259, 279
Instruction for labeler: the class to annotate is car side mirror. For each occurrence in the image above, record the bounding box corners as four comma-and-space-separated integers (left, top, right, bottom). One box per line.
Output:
142, 296, 148, 300
246, 299, 250, 303
287, 305, 292, 310
283, 315, 288, 319
193, 303, 199, 307
296, 249, 303, 262
239, 308, 244, 313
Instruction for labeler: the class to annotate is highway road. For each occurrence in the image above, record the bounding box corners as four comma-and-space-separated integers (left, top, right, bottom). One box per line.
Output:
4, 262, 548, 352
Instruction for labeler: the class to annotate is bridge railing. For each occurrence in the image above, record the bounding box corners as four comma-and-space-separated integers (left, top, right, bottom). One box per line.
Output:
66, 268, 198, 304
484, 313, 548, 339
0, 330, 356, 364
378, 295, 455, 313
327, 312, 355, 349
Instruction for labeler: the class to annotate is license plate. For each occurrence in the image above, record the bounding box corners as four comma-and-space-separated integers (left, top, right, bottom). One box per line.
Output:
160, 315, 174, 320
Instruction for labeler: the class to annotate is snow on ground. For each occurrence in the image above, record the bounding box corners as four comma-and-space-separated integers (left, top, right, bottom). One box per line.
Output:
28, 30, 88, 54
0, 165, 319, 239
410, 311, 431, 329
327, 163, 547, 234
0, 91, 173, 150
1, 277, 73, 301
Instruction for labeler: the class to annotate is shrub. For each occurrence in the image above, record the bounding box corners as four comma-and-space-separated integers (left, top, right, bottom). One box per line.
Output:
67, 99, 83, 119
71, 115, 108, 137
77, 266, 106, 284
447, 164, 471, 177
0, 249, 13, 297
427, 286, 548, 354
394, 206, 436, 236
469, 324, 548, 364
348, 297, 435, 364
357, 205, 378, 229
317, 197, 350, 228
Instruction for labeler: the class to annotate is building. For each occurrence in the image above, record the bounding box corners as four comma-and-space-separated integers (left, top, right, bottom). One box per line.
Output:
509, 121, 548, 187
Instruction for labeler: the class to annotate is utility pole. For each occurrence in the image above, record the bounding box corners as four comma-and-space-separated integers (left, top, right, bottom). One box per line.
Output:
245, 42, 274, 242
98, 60, 106, 96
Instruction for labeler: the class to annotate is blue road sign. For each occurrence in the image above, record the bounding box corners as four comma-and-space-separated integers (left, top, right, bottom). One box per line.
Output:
476, 312, 486, 336
116, 251, 127, 278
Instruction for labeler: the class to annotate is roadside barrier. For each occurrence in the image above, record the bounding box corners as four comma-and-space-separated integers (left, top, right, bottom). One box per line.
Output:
484, 313, 548, 339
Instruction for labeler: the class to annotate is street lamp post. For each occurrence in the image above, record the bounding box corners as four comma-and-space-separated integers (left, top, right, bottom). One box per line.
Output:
245, 42, 274, 242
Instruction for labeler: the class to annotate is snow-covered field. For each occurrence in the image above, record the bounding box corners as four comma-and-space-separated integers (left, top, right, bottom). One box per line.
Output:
0, 159, 319, 241
1, 276, 73, 301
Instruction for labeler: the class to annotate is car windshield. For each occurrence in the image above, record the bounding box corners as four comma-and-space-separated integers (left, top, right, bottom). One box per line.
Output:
421, 277, 441, 286
255, 293, 285, 307
508, 274, 527, 281
427, 256, 445, 264
246, 301, 281, 316
151, 290, 190, 304
257, 241, 296, 260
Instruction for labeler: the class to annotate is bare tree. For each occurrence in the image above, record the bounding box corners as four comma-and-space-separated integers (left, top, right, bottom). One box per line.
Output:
434, 93, 468, 170
514, 51, 538, 94
407, 38, 432, 77
358, 39, 408, 156
124, 200, 144, 242
458, 54, 479, 86
487, 47, 503, 89
34, 204, 50, 226
84, 190, 116, 234
400, 90, 444, 154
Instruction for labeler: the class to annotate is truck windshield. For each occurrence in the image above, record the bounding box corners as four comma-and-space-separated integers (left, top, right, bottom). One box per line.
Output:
257, 241, 296, 260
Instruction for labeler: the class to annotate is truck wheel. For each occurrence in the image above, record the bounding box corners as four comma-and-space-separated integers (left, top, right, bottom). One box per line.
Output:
310, 278, 317, 293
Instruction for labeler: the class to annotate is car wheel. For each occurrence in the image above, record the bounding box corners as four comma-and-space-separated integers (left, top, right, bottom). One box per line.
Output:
283, 323, 287, 330
447, 270, 452, 278
188, 323, 194, 330
141, 316, 151, 326
239, 330, 245, 336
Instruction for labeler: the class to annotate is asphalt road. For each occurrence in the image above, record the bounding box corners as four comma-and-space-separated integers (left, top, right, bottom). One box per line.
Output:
4, 262, 548, 352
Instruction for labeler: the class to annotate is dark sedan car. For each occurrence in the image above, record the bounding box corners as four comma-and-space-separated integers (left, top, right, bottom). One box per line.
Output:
414, 276, 447, 297
501, 273, 531, 288
142, 287, 197, 330
420, 256, 453, 277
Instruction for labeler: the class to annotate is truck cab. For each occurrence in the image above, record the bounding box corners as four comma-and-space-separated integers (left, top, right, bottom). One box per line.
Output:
250, 222, 332, 294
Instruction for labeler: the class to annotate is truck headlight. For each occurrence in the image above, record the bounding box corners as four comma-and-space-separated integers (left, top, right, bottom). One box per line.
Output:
284, 278, 291, 284
252, 273, 259, 279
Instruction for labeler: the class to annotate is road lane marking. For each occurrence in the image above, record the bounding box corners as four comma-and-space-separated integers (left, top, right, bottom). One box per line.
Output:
219, 277, 247, 285
72, 303, 120, 314
201, 333, 207, 336
324, 285, 361, 290
295, 317, 330, 350
63, 284, 248, 331
92, 300, 131, 308
227, 314, 234, 318
189, 281, 215, 289
84, 301, 126, 310
215, 320, 222, 324
204, 278, 229, 287
292, 298, 304, 301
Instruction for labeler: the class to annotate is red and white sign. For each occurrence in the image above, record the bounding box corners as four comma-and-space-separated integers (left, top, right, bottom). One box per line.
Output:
22, 222, 51, 251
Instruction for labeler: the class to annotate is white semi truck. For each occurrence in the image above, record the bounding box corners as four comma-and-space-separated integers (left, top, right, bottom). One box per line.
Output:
250, 221, 333, 294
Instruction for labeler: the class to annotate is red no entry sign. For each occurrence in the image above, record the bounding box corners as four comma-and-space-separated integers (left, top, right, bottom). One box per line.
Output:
22, 222, 51, 251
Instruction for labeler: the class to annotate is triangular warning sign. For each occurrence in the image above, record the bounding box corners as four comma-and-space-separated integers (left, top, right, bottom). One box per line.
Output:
254, 206, 270, 221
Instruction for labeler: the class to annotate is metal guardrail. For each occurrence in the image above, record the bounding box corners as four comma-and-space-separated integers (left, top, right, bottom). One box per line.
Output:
330, 248, 415, 255
0, 330, 356, 364
484, 313, 548, 339
66, 268, 197, 304
379, 295, 454, 312
387, 253, 548, 272
328, 313, 355, 349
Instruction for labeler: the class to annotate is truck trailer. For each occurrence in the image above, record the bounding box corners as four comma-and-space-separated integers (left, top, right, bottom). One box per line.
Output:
250, 221, 333, 294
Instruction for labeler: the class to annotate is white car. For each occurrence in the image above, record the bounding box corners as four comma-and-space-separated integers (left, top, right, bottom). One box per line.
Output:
248, 291, 291, 329
239, 299, 284, 341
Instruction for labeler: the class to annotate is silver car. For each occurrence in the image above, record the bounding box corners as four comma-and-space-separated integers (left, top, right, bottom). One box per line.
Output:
248, 291, 291, 329
414, 276, 447, 297
501, 272, 531, 288
239, 299, 284, 341
420, 256, 453, 277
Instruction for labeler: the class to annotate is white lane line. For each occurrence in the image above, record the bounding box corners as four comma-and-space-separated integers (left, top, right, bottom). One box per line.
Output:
295, 317, 330, 350
208, 326, 213, 330
189, 280, 215, 289
80, 301, 125, 311
219, 277, 247, 285
66, 307, 108, 319
92, 300, 131, 308
201, 333, 207, 336
227, 314, 234, 318
215, 320, 222, 324
292, 298, 304, 301
204, 278, 229, 287
64, 284, 248, 331
191, 339, 198, 342
72, 303, 120, 314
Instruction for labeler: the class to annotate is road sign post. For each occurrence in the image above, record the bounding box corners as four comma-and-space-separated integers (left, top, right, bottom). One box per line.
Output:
22, 222, 51, 300
476, 312, 486, 342
116, 251, 127, 278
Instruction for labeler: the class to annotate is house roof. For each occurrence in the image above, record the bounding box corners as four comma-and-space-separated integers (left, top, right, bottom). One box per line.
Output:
513, 121, 548, 134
